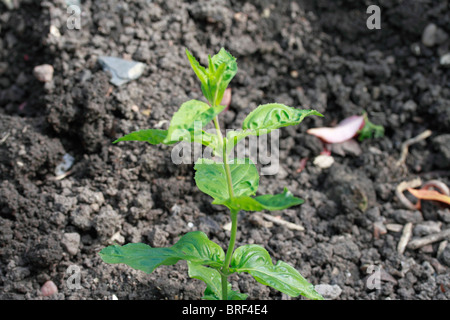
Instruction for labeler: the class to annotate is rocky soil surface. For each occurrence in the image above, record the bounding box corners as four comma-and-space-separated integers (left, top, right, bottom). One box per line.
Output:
0, 0, 449, 300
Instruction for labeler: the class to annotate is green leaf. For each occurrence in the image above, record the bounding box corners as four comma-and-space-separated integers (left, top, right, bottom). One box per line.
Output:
230, 245, 323, 300
225, 129, 257, 155
214, 187, 304, 212
164, 99, 224, 144
99, 231, 225, 273
186, 48, 208, 86
186, 48, 237, 107
113, 99, 223, 149
209, 48, 237, 106
357, 112, 385, 141
194, 158, 259, 202
187, 262, 247, 300
113, 129, 174, 145
242, 104, 323, 133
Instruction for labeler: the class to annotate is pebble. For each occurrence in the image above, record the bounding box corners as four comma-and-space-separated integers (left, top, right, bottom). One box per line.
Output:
422, 23, 448, 47
1, 0, 15, 10
439, 243, 450, 267
98, 56, 146, 86
413, 221, 442, 237
440, 53, 450, 67
392, 209, 423, 224
386, 223, 403, 233
314, 284, 342, 300
33, 64, 54, 82
333, 239, 361, 262
403, 100, 417, 112
313, 154, 334, 169
55, 153, 75, 177
373, 221, 387, 239
41, 280, 58, 297
61, 232, 81, 255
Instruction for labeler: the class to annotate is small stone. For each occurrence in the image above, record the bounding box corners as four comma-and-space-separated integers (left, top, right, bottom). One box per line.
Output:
70, 204, 93, 230
94, 205, 122, 242
55, 153, 75, 177
331, 139, 362, 157
422, 23, 448, 47
414, 221, 442, 237
373, 221, 387, 239
222, 222, 232, 231
430, 258, 447, 274
439, 243, 450, 267
422, 23, 437, 47
49, 25, 61, 38
392, 209, 423, 224
313, 154, 334, 169
98, 56, 146, 86
33, 64, 54, 82
386, 223, 403, 233
147, 226, 169, 247
61, 232, 81, 255
110, 231, 125, 245
1, 0, 15, 10
333, 239, 361, 262
41, 280, 58, 297
403, 100, 417, 112
440, 53, 450, 67
314, 284, 342, 300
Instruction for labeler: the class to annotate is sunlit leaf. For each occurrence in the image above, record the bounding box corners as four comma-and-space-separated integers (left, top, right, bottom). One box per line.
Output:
194, 158, 259, 202
187, 262, 247, 300
213, 188, 304, 212
230, 245, 323, 300
243, 104, 323, 133
99, 231, 225, 273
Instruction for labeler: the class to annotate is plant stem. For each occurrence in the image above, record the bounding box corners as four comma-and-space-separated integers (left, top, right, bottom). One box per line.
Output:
220, 273, 228, 301
221, 209, 238, 300
212, 113, 238, 300
213, 116, 234, 199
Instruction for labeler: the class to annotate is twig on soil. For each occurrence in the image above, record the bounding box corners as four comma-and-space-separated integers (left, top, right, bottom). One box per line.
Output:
396, 129, 432, 167
407, 229, 450, 250
259, 213, 305, 231
397, 222, 413, 254
437, 240, 448, 258
406, 180, 450, 209
0, 132, 10, 144
396, 178, 422, 210
422, 180, 450, 195
386, 223, 403, 233
49, 168, 74, 181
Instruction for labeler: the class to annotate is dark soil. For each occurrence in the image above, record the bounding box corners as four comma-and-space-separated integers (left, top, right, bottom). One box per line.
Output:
0, 0, 449, 300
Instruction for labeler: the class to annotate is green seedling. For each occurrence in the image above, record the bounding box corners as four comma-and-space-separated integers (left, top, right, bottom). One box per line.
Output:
99, 48, 324, 300
357, 112, 384, 141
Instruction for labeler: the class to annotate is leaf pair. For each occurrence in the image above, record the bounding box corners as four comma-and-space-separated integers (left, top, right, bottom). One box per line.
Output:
114, 99, 222, 152
99, 231, 224, 273
230, 245, 323, 300
99, 231, 323, 300
194, 158, 304, 212
186, 48, 237, 107
225, 105, 323, 153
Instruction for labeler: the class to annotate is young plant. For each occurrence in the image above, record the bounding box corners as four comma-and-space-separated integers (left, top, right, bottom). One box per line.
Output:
99, 48, 324, 300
